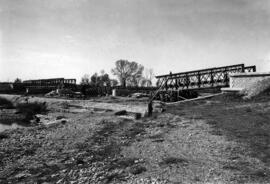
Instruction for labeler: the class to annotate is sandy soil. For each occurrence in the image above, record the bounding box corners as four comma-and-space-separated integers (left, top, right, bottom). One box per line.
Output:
0, 94, 269, 183
0, 94, 148, 115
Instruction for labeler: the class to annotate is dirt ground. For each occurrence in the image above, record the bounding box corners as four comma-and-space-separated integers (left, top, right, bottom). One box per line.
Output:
0, 94, 270, 183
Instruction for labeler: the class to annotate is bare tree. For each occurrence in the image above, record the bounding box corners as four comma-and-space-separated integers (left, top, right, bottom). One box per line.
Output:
14, 78, 22, 83
90, 73, 99, 86
80, 74, 91, 85
111, 60, 144, 87
90, 71, 111, 87
98, 72, 110, 87
141, 68, 154, 87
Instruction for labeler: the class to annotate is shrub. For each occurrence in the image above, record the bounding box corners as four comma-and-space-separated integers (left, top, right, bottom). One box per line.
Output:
16, 102, 47, 121
0, 97, 14, 109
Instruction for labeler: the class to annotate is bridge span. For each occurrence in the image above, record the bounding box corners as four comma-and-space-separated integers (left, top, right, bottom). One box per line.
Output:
153, 64, 256, 102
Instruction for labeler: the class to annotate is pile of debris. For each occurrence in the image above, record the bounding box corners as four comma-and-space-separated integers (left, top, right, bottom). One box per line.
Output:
130, 93, 149, 98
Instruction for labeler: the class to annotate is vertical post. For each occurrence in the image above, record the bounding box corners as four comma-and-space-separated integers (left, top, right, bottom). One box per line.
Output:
169, 71, 172, 90
210, 69, 214, 87
148, 101, 153, 117
185, 73, 189, 89
224, 67, 229, 86
176, 78, 180, 90
241, 64, 245, 73
197, 72, 201, 88
174, 78, 177, 90
165, 78, 168, 91
177, 88, 180, 101
157, 78, 160, 87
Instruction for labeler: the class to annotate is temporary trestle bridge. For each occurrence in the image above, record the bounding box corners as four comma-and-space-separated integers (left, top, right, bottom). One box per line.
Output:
152, 64, 256, 102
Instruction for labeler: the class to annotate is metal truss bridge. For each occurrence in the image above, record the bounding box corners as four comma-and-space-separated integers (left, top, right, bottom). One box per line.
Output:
152, 64, 256, 102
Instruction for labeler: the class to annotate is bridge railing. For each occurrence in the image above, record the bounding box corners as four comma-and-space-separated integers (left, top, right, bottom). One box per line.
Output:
244, 65, 256, 72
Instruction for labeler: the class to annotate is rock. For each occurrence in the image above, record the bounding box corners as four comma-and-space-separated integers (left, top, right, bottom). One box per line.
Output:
131, 93, 149, 98
30, 115, 40, 124
152, 139, 164, 143
153, 101, 166, 113
56, 115, 66, 120
129, 165, 146, 175
61, 119, 67, 124
76, 158, 85, 165
56, 178, 64, 184
134, 113, 141, 120
149, 129, 164, 139
114, 110, 127, 116
0, 132, 8, 140
14, 172, 31, 179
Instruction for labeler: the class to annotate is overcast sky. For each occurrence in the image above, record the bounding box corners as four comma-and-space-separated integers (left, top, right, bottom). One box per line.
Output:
1, 0, 270, 82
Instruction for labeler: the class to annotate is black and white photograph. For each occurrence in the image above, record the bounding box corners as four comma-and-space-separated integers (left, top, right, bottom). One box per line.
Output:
0, 0, 270, 183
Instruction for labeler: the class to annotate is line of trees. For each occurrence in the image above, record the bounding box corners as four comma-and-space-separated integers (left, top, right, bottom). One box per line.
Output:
12, 60, 155, 88
80, 70, 118, 87
81, 60, 155, 87
14, 78, 22, 83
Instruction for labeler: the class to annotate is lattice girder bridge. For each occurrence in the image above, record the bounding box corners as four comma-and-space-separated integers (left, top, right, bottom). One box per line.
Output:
153, 64, 256, 102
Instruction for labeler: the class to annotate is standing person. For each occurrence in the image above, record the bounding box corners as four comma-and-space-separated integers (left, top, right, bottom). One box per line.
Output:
148, 101, 153, 116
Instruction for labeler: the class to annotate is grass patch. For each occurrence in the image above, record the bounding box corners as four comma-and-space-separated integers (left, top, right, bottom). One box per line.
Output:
0, 97, 14, 109
61, 101, 69, 109
16, 102, 47, 121
250, 169, 270, 178
207, 120, 218, 126
167, 94, 270, 183
108, 157, 138, 170
116, 157, 137, 168
93, 142, 120, 161
159, 156, 189, 166
124, 123, 145, 138
103, 172, 126, 183
149, 133, 163, 139
75, 120, 122, 163
213, 93, 245, 103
